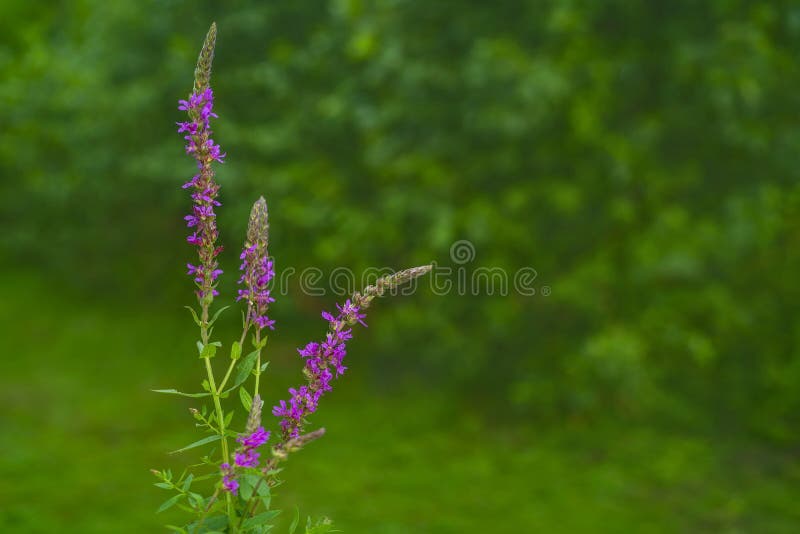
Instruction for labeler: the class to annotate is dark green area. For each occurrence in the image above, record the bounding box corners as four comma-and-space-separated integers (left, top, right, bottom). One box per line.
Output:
1, 0, 799, 531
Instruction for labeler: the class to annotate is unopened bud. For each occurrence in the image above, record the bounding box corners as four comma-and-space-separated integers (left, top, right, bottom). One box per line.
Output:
193, 22, 217, 93
246, 196, 269, 251
245, 394, 264, 434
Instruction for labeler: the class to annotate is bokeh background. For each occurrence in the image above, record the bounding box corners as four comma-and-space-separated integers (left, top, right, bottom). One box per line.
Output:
2, 0, 800, 532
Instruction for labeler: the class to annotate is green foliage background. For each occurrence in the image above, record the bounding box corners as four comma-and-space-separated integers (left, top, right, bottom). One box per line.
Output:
2, 0, 800, 532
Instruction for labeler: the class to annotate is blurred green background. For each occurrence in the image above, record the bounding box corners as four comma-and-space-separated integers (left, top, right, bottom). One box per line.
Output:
2, 0, 800, 532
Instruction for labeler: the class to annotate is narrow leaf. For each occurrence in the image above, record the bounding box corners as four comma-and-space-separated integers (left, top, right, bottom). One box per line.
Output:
169, 434, 221, 455
188, 492, 205, 508
289, 506, 300, 534
233, 350, 259, 388
209, 305, 230, 326
157, 493, 184, 513
152, 388, 210, 398
184, 306, 202, 327
240, 387, 253, 412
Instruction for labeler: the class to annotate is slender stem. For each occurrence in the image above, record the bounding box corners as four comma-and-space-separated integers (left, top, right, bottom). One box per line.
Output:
204, 360, 228, 454
217, 358, 237, 393
194, 486, 220, 531
239, 302, 253, 347
200, 302, 235, 528
253, 329, 263, 396
217, 303, 253, 393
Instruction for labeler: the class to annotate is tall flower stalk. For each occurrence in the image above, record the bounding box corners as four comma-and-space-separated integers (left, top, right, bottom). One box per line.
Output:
273, 266, 432, 442
236, 197, 274, 397
177, 21, 236, 521
152, 23, 434, 533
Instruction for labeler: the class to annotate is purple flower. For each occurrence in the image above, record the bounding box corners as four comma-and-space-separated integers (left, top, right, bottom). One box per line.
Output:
273, 297, 369, 440
219, 426, 271, 491
220, 463, 239, 495
234, 449, 260, 468
238, 198, 275, 332
178, 87, 224, 300
237, 426, 270, 449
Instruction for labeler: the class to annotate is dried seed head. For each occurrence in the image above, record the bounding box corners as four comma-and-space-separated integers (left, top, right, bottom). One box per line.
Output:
193, 22, 217, 93
247, 196, 269, 250
246, 394, 264, 434
277, 428, 326, 456
354, 264, 433, 308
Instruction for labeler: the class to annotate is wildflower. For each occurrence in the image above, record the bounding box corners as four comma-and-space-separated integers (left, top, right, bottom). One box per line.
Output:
273, 266, 433, 440
237, 426, 270, 449
234, 449, 260, 468
218, 403, 271, 492
178, 77, 225, 301
220, 463, 239, 495
237, 197, 275, 331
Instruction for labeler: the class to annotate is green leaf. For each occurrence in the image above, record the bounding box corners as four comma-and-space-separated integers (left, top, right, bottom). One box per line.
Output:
200, 343, 219, 359
181, 473, 193, 491
188, 515, 228, 532
232, 350, 259, 388
184, 306, 202, 327
239, 474, 258, 501
230, 340, 242, 360
169, 434, 221, 455
154, 482, 172, 490
251, 334, 268, 349
188, 492, 205, 508
304, 516, 335, 534
240, 387, 253, 412
209, 305, 230, 326
152, 388, 211, 398
165, 525, 187, 533
224, 409, 234, 428
289, 506, 300, 534
242, 510, 280, 529
260, 361, 270, 373
156, 493, 184, 513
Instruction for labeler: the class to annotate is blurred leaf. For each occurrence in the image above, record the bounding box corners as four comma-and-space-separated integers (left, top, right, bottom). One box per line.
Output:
156, 494, 184, 513
240, 387, 253, 412
169, 435, 221, 455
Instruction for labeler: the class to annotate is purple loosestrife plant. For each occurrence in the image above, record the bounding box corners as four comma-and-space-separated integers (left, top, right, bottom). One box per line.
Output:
151, 23, 433, 534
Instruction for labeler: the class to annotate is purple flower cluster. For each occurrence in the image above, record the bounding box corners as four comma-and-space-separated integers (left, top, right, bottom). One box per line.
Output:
237, 245, 275, 331
273, 299, 367, 439
219, 463, 239, 495
220, 426, 271, 495
177, 87, 226, 300
237, 197, 275, 331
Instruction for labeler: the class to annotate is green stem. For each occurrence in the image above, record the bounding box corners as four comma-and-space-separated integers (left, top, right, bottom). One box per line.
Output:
200, 302, 236, 530
218, 302, 253, 394
204, 356, 234, 528
217, 358, 237, 393
253, 329, 262, 397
